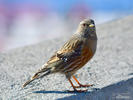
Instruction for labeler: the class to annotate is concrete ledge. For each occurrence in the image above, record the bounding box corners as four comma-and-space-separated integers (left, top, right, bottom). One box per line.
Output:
0, 15, 133, 100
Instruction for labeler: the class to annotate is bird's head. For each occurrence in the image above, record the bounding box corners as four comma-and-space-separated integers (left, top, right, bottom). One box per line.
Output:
77, 19, 96, 38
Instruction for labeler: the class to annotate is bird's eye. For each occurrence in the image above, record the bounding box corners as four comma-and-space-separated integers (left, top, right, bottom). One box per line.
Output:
83, 24, 86, 27
82, 24, 89, 27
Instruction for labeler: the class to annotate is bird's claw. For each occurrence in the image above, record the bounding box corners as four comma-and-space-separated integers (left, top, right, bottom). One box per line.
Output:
71, 84, 93, 88
67, 89, 88, 93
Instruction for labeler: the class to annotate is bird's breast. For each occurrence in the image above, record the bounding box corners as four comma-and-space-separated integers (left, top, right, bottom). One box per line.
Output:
79, 46, 93, 67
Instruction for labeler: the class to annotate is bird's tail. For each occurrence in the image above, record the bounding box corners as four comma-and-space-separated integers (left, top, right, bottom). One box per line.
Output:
22, 67, 51, 88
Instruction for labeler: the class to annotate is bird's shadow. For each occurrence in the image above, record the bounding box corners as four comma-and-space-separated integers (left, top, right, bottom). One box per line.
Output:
128, 73, 133, 76
33, 89, 93, 94
32, 77, 133, 100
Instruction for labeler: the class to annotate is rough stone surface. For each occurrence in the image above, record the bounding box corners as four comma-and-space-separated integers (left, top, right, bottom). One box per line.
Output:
0, 15, 133, 100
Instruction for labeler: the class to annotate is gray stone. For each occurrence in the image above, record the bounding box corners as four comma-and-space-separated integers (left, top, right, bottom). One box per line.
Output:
0, 15, 133, 100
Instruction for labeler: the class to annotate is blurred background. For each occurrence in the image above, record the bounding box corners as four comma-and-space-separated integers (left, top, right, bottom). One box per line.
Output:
0, 0, 133, 52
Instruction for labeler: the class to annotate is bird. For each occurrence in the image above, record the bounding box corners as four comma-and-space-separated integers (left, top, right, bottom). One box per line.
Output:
22, 18, 97, 92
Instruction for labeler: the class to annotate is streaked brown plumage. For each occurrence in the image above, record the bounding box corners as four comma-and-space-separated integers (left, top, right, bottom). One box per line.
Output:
23, 18, 97, 92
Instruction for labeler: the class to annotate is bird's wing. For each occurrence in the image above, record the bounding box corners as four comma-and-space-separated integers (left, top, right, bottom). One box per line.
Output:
47, 37, 83, 64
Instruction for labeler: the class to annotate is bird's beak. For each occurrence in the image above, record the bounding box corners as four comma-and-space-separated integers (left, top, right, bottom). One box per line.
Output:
89, 24, 95, 28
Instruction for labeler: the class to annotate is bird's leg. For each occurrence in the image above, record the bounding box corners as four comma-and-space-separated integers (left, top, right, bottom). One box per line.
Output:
72, 76, 93, 88
68, 79, 87, 92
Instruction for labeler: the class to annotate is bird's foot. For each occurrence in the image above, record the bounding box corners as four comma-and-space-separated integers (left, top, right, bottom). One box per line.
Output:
67, 88, 88, 93
74, 84, 93, 88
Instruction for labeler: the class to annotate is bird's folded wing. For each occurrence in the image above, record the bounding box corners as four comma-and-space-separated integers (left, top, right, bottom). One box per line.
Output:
47, 39, 83, 64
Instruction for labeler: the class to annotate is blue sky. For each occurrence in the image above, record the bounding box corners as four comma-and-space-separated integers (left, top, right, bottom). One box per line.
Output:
1, 0, 133, 13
